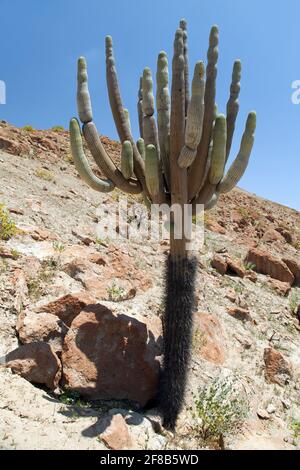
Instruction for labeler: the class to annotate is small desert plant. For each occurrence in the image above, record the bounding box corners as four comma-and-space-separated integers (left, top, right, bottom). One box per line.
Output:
244, 261, 256, 271
52, 241, 65, 253
0, 204, 17, 240
27, 257, 58, 299
194, 375, 249, 441
290, 419, 300, 444
107, 281, 125, 301
288, 290, 300, 315
22, 125, 35, 132
35, 168, 55, 182
51, 125, 65, 132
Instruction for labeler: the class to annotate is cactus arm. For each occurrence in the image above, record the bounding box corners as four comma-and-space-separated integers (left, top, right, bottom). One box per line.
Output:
137, 138, 145, 160
218, 111, 256, 194
105, 36, 130, 142
83, 122, 142, 194
77, 57, 93, 124
170, 29, 188, 258
142, 67, 166, 203
137, 77, 144, 139
180, 19, 189, 117
69, 118, 115, 193
105, 36, 148, 196
121, 140, 134, 180
226, 60, 241, 162
145, 144, 160, 199
178, 61, 205, 168
123, 108, 132, 134
156, 51, 171, 188
209, 114, 227, 184
188, 25, 219, 201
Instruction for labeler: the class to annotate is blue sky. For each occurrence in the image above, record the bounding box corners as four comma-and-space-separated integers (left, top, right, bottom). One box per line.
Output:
1, 0, 300, 210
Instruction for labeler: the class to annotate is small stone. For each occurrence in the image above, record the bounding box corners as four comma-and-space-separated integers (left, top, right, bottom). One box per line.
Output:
266, 404, 276, 414
211, 254, 227, 275
257, 408, 270, 420
227, 307, 253, 322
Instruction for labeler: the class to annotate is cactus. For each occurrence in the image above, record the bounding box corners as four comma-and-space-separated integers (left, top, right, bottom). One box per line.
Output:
70, 19, 256, 431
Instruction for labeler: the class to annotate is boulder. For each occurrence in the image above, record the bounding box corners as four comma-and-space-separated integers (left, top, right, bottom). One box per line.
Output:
227, 258, 246, 278
264, 348, 292, 386
245, 248, 294, 285
61, 304, 162, 406
17, 310, 68, 354
282, 258, 300, 286
0, 342, 61, 389
268, 278, 291, 297
35, 292, 94, 327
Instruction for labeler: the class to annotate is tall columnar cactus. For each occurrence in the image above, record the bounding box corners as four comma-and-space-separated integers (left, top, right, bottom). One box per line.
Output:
70, 20, 256, 431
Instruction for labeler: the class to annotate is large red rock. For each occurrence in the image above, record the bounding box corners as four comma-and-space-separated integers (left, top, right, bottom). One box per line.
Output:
264, 348, 292, 386
245, 248, 294, 284
16, 310, 68, 354
193, 312, 226, 365
35, 292, 94, 327
282, 258, 300, 286
61, 304, 162, 406
0, 342, 61, 389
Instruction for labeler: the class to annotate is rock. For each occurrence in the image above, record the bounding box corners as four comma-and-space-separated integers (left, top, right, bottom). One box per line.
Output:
193, 312, 226, 365
264, 348, 292, 386
100, 414, 133, 450
268, 278, 291, 296
211, 254, 227, 275
225, 288, 237, 303
266, 404, 276, 414
245, 248, 294, 285
276, 227, 293, 244
245, 270, 258, 283
71, 229, 94, 246
206, 220, 226, 235
0, 342, 61, 389
282, 258, 300, 286
16, 310, 68, 354
35, 292, 94, 327
227, 258, 246, 278
61, 304, 162, 406
31, 227, 58, 241
262, 229, 285, 244
227, 307, 253, 322
62, 246, 152, 301
257, 408, 270, 420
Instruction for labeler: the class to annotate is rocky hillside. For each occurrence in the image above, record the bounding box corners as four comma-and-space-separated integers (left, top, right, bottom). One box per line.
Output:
0, 121, 300, 450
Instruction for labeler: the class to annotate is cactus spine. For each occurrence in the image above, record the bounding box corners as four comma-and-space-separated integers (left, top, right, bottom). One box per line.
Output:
70, 19, 256, 431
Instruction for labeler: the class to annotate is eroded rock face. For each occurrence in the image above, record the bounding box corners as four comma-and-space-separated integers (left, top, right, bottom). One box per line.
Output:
0, 342, 61, 389
264, 348, 292, 386
245, 248, 294, 285
61, 304, 162, 406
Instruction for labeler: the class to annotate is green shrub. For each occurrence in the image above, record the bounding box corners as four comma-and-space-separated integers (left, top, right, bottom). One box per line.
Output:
194, 375, 249, 441
22, 125, 35, 132
0, 204, 17, 240
35, 168, 55, 182
107, 281, 125, 301
51, 125, 65, 132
